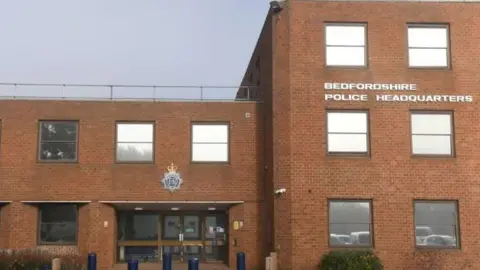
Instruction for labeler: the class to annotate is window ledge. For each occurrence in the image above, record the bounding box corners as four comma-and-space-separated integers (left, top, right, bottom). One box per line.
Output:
37, 160, 78, 164
408, 67, 451, 70
411, 154, 455, 159
190, 161, 231, 165
326, 66, 369, 70
415, 246, 460, 252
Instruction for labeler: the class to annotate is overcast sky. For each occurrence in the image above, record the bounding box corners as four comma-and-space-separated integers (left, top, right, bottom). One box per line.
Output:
0, 0, 268, 90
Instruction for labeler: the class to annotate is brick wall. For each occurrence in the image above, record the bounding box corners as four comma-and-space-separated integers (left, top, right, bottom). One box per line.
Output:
265, 1, 480, 269
0, 100, 265, 269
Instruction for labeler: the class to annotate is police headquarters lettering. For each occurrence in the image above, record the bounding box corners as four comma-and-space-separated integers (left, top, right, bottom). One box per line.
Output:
324, 82, 473, 103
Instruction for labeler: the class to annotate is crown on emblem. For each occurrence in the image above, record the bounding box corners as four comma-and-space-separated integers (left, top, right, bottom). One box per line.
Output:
167, 162, 177, 173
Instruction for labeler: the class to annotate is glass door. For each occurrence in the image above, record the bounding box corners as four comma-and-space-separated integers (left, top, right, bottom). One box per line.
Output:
161, 214, 202, 262
162, 215, 183, 261
204, 215, 228, 262
182, 215, 202, 261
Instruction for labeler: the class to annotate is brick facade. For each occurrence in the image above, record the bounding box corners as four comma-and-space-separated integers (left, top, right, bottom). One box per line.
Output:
0, 101, 265, 269
239, 0, 480, 269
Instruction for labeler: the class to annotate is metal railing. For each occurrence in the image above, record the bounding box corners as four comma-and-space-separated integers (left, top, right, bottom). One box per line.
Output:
0, 83, 260, 102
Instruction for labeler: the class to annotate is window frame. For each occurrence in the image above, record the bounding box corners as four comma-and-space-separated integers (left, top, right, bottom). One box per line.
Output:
327, 199, 374, 248
325, 109, 370, 156
37, 120, 79, 163
410, 110, 455, 157
114, 121, 156, 164
37, 203, 79, 245
324, 22, 368, 69
190, 121, 230, 164
406, 23, 451, 69
413, 200, 460, 249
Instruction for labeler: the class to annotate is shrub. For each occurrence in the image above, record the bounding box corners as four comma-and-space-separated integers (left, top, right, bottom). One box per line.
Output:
319, 250, 384, 270
0, 249, 86, 270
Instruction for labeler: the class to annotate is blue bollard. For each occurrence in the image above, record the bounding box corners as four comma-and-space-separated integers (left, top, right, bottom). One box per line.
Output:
162, 253, 172, 270
236, 252, 246, 270
43, 264, 51, 270
188, 258, 199, 270
88, 253, 97, 270
127, 260, 138, 270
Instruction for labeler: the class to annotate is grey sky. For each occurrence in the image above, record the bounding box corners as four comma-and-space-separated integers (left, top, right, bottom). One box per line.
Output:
0, 0, 268, 89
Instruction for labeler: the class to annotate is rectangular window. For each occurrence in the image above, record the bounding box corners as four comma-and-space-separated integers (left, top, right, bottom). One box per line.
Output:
39, 204, 77, 244
191, 123, 229, 162
328, 200, 373, 247
414, 201, 459, 248
407, 24, 449, 68
38, 121, 78, 162
116, 122, 154, 163
411, 111, 453, 156
327, 111, 369, 155
325, 23, 367, 67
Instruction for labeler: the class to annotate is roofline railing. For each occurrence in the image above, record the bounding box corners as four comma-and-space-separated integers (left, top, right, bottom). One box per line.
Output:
0, 82, 260, 102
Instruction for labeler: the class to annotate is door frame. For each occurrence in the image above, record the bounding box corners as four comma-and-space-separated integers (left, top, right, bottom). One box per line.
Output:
116, 210, 228, 263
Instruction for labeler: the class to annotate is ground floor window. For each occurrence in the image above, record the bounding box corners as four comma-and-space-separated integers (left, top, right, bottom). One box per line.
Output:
116, 212, 227, 263
38, 203, 78, 245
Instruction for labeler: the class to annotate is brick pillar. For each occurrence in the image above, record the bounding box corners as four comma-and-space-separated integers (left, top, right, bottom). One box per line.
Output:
8, 202, 38, 249
87, 202, 116, 270
0, 204, 11, 248
77, 204, 91, 255
229, 202, 262, 269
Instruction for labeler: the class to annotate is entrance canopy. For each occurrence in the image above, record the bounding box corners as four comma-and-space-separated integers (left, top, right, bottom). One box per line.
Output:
99, 200, 243, 211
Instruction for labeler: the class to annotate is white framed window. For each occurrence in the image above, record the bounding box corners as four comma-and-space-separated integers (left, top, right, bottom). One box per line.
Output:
407, 24, 449, 68
116, 122, 154, 162
326, 111, 369, 155
191, 123, 229, 162
410, 111, 454, 156
325, 23, 367, 67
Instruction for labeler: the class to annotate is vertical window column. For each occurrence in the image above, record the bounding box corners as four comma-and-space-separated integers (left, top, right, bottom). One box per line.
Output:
325, 23, 367, 67
326, 111, 369, 155
115, 122, 154, 163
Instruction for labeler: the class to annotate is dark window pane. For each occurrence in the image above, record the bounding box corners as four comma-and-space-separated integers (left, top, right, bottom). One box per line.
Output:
328, 201, 372, 247
39, 204, 77, 244
40, 122, 77, 142
119, 246, 158, 262
117, 213, 158, 241
414, 201, 458, 248
40, 142, 77, 160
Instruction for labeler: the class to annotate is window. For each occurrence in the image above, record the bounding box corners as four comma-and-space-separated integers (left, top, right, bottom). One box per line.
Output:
116, 122, 154, 162
38, 121, 78, 162
326, 111, 369, 155
414, 201, 459, 248
325, 23, 367, 67
39, 204, 77, 244
410, 111, 454, 156
191, 123, 229, 162
328, 200, 373, 247
407, 24, 449, 68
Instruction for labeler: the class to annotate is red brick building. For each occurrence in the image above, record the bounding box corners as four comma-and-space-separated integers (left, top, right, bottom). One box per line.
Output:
1, 0, 480, 269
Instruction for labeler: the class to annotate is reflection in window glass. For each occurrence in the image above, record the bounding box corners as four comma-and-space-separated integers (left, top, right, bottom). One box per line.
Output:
117, 213, 158, 241
191, 124, 229, 162
407, 25, 449, 67
414, 201, 459, 248
327, 111, 368, 154
411, 112, 453, 155
39, 204, 77, 244
116, 123, 154, 162
325, 24, 366, 67
39, 121, 78, 161
119, 246, 158, 262
328, 200, 372, 247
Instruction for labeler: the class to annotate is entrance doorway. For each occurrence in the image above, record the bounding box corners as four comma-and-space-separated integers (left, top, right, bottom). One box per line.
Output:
117, 212, 228, 263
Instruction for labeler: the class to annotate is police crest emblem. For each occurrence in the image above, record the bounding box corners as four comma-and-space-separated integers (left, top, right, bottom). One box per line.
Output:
161, 162, 183, 192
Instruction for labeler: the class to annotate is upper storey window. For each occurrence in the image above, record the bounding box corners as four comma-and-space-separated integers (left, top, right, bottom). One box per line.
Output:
407, 24, 450, 68
191, 123, 229, 163
410, 111, 454, 156
325, 23, 367, 67
326, 110, 369, 155
38, 121, 78, 162
116, 122, 155, 163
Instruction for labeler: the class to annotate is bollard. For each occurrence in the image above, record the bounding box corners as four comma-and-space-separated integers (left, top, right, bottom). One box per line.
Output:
162, 253, 172, 270
188, 258, 199, 270
43, 264, 51, 270
127, 260, 138, 270
88, 253, 97, 270
237, 252, 246, 270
